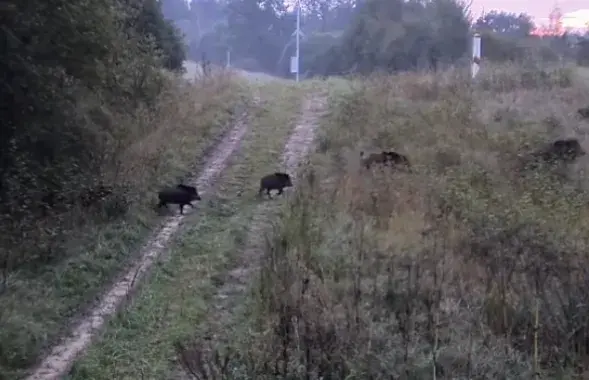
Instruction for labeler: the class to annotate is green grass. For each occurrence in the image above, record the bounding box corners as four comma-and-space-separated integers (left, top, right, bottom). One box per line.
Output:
66, 81, 304, 380
0, 78, 249, 380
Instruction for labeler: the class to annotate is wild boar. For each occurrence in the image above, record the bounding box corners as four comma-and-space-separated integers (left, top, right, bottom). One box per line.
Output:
258, 172, 293, 199
536, 138, 586, 164
176, 184, 198, 195
382, 151, 412, 171
578, 106, 589, 119
158, 185, 202, 214
360, 151, 387, 169
360, 151, 411, 171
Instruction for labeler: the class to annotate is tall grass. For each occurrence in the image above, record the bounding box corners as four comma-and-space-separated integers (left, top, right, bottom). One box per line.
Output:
178, 64, 589, 379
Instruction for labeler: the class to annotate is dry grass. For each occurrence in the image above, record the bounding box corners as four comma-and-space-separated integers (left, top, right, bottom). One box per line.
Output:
0, 68, 249, 379
175, 64, 589, 379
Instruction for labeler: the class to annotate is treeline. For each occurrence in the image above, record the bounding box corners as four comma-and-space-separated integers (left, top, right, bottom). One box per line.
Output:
167, 0, 589, 76
0, 0, 185, 271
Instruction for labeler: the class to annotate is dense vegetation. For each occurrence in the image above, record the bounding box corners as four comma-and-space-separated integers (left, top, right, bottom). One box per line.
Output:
0, 0, 243, 376
1, 0, 187, 273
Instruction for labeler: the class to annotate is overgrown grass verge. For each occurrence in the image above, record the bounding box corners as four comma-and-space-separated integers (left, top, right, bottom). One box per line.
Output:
171, 65, 589, 379
65, 81, 304, 380
0, 70, 250, 379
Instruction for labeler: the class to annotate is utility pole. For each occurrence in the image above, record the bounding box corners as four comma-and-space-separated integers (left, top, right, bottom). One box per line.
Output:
295, 0, 300, 82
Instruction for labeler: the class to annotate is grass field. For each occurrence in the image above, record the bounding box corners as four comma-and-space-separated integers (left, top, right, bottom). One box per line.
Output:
10, 62, 589, 379
0, 70, 250, 379
168, 64, 589, 379
66, 80, 305, 379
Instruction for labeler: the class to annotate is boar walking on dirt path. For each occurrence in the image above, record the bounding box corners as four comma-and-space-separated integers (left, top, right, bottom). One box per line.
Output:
258, 172, 293, 199
158, 184, 202, 214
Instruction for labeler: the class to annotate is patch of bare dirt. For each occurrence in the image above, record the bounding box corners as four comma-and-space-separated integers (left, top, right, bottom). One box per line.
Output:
25, 111, 251, 380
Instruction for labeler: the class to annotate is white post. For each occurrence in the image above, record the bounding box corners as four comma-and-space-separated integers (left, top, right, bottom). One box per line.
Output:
471, 32, 481, 79
295, 0, 300, 82
226, 49, 231, 68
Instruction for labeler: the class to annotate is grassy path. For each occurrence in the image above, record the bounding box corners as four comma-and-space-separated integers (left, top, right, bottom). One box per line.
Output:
65, 81, 305, 380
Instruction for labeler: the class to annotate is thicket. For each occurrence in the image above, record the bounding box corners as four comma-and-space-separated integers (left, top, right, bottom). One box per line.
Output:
0, 0, 187, 276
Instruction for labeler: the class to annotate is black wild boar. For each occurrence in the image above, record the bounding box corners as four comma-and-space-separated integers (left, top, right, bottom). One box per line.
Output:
578, 106, 589, 119
360, 151, 387, 169
176, 184, 198, 195
536, 138, 586, 164
158, 185, 202, 214
258, 172, 293, 198
360, 151, 411, 170
382, 151, 412, 171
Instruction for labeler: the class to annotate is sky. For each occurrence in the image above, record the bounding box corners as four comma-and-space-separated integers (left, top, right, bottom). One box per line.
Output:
469, 0, 589, 28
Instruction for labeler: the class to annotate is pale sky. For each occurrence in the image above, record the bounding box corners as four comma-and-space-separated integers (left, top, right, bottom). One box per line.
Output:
469, 0, 589, 27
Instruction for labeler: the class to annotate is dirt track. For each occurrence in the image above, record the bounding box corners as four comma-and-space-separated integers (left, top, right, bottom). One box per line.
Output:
208, 92, 327, 335
24, 83, 327, 380
25, 110, 250, 380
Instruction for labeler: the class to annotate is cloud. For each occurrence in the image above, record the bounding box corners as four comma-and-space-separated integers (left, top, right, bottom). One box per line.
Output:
562, 9, 589, 28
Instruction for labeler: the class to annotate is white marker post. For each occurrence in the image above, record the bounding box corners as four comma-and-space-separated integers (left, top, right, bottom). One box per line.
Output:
290, 56, 298, 78
471, 32, 481, 79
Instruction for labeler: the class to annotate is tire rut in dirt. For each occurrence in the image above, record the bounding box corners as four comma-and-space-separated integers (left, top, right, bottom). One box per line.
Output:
25, 110, 251, 380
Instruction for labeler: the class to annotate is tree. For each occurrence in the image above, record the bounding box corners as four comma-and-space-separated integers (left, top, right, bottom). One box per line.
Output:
224, 0, 293, 73
0, 0, 186, 273
578, 37, 589, 66
301, 0, 333, 32
314, 0, 470, 75
475, 11, 534, 37
130, 0, 187, 71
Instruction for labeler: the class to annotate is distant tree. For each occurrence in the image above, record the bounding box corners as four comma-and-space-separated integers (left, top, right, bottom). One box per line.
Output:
319, 0, 470, 75
578, 37, 589, 66
301, 0, 333, 32
224, 0, 293, 73
475, 10, 534, 37
189, 0, 226, 38
132, 0, 187, 71
302, 0, 357, 33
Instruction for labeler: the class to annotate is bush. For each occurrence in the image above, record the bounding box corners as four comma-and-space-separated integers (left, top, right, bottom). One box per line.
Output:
0, 0, 191, 274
